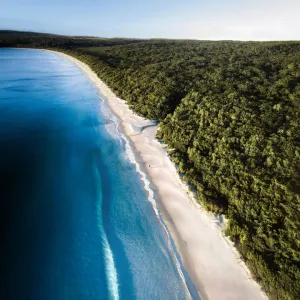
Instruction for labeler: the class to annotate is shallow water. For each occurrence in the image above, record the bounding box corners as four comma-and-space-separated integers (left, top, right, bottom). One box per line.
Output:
0, 48, 199, 299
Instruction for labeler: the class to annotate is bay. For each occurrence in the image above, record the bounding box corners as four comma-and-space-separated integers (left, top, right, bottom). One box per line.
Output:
0, 49, 195, 300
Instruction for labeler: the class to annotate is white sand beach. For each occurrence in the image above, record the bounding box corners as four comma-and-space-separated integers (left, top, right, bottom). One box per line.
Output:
50, 50, 267, 300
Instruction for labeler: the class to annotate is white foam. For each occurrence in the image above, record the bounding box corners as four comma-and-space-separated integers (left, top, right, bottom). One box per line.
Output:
94, 164, 120, 300
99, 95, 192, 299
102, 234, 120, 300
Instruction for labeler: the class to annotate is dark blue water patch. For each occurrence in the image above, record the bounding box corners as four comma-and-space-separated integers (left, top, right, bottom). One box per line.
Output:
0, 107, 109, 300
0, 48, 198, 300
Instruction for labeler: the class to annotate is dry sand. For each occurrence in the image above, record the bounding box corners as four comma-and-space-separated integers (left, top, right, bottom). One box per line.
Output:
48, 50, 267, 300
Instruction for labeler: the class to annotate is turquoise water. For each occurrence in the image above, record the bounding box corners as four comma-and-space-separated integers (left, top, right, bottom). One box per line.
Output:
0, 49, 199, 299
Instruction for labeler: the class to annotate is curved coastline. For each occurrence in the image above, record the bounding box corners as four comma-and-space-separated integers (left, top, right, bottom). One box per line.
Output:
43, 49, 267, 300
97, 93, 195, 299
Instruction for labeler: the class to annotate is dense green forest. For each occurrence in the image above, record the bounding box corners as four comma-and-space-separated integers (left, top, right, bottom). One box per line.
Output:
1, 31, 300, 300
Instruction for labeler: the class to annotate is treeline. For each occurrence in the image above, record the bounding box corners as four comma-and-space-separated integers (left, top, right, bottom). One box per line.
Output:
1, 31, 300, 300
0, 30, 142, 48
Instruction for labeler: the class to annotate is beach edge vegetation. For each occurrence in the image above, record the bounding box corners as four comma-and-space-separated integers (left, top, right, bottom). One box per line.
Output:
1, 31, 299, 300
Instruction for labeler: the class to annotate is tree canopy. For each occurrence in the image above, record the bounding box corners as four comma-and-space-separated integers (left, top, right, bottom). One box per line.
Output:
1, 31, 300, 300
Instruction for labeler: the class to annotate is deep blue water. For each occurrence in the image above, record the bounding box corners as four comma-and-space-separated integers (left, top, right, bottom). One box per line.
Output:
0, 49, 199, 300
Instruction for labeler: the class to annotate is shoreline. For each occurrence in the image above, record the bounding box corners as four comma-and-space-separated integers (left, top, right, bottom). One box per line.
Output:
46, 49, 267, 300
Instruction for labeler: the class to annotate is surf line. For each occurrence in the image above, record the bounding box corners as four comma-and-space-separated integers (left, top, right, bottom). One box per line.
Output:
106, 107, 192, 299
94, 163, 120, 300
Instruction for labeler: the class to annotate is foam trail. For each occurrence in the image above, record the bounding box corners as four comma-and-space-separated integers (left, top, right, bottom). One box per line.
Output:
93, 163, 119, 300
98, 96, 193, 299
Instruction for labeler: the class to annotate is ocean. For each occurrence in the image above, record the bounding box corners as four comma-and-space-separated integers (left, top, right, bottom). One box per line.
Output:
0, 48, 198, 299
